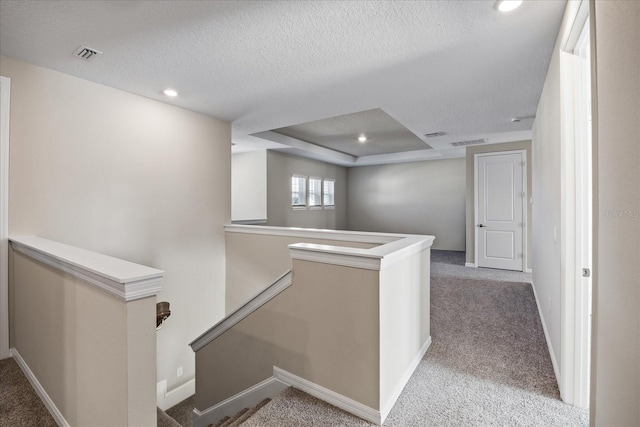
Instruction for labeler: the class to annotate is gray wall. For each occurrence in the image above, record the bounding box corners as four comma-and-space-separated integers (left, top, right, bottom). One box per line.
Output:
346, 158, 465, 251
591, 1, 640, 424
465, 141, 533, 269
266, 151, 347, 229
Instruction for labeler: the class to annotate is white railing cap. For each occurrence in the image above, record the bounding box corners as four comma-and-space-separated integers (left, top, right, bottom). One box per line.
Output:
10, 236, 164, 301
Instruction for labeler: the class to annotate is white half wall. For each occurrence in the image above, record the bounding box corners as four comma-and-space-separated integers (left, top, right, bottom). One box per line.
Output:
346, 158, 465, 251
0, 56, 230, 396
232, 150, 267, 222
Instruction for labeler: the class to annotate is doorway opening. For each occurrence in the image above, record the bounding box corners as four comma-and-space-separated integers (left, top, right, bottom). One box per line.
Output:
559, 2, 592, 409
474, 150, 527, 272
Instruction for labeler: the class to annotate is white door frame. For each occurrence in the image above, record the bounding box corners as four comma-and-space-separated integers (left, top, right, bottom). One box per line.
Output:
559, 1, 592, 409
473, 149, 527, 272
0, 76, 11, 359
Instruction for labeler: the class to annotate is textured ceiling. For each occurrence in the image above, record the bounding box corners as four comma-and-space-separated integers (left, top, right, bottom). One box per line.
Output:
271, 109, 432, 157
0, 0, 566, 165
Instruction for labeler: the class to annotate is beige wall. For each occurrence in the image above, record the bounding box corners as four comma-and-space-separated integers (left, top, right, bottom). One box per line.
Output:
347, 158, 465, 251
197, 259, 381, 410
1, 56, 231, 393
10, 250, 156, 426
465, 141, 533, 268
591, 1, 640, 425
217, 227, 432, 422
232, 150, 267, 222
225, 230, 375, 312
266, 151, 347, 229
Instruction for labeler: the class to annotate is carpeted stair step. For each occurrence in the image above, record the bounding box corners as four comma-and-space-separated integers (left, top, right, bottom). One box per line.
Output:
208, 397, 273, 427
227, 398, 272, 426
157, 407, 182, 427
210, 415, 231, 427
210, 408, 248, 427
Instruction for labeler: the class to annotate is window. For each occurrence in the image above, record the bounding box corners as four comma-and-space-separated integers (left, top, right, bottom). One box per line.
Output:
291, 175, 307, 208
308, 177, 322, 208
323, 179, 335, 208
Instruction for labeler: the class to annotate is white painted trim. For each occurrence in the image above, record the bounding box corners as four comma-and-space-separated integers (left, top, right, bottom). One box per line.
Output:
474, 150, 527, 272
11, 348, 70, 427
231, 219, 268, 225
157, 378, 196, 411
530, 282, 561, 387
190, 270, 292, 351
253, 131, 357, 165
192, 376, 288, 427
525, 268, 533, 274
354, 148, 442, 166
290, 245, 381, 270
380, 336, 431, 422
0, 76, 10, 360
558, 8, 592, 409
465, 262, 477, 268
289, 235, 434, 271
10, 237, 164, 302
224, 224, 400, 244
273, 366, 382, 425
227, 225, 434, 272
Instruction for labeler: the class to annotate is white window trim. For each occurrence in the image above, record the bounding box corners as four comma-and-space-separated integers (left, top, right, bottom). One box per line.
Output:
291, 175, 308, 210
308, 176, 323, 210
323, 179, 336, 210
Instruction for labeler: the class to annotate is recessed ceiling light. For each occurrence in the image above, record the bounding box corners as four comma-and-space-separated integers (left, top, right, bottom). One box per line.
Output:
163, 88, 178, 97
358, 135, 367, 143
495, 0, 523, 12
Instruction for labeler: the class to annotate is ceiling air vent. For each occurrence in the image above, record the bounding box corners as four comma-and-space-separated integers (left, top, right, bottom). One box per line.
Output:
425, 131, 446, 138
73, 46, 102, 60
451, 139, 487, 147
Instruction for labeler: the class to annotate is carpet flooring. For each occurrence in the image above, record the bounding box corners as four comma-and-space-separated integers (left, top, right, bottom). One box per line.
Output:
0, 250, 589, 426
243, 250, 589, 426
0, 357, 56, 427
166, 395, 195, 427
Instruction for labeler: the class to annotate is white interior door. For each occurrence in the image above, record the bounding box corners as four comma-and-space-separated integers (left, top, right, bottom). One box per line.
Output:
476, 152, 525, 271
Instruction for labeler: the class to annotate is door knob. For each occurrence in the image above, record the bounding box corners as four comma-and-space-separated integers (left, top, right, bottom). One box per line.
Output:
478, 224, 485, 228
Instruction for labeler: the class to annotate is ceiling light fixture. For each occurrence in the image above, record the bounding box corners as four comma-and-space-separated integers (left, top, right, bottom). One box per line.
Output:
495, 0, 523, 13
163, 88, 178, 97
358, 135, 367, 143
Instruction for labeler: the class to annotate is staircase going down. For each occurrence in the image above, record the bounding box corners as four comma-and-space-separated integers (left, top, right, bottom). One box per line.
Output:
209, 398, 272, 427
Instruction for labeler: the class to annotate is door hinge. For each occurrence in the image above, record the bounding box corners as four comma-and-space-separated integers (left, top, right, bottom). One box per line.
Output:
582, 268, 591, 278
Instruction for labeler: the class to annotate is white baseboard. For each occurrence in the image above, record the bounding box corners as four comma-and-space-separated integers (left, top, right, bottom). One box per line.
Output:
11, 348, 70, 427
465, 262, 477, 268
380, 336, 431, 422
157, 377, 196, 411
192, 376, 288, 427
274, 366, 381, 425
530, 282, 561, 388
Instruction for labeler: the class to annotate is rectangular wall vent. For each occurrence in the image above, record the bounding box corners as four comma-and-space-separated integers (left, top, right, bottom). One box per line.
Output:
451, 139, 487, 147
73, 46, 102, 60
424, 131, 446, 138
